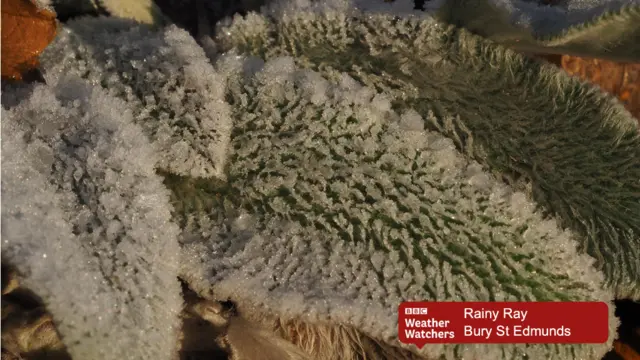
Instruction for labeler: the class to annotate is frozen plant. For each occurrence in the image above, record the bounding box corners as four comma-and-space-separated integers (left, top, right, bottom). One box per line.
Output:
2, 0, 639, 359
2, 77, 183, 359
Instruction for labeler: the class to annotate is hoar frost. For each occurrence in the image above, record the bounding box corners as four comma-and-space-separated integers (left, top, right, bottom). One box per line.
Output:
177, 55, 617, 360
1, 76, 183, 360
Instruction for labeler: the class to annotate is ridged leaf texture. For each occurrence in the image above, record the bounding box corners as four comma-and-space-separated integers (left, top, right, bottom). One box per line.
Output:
218, 1, 640, 299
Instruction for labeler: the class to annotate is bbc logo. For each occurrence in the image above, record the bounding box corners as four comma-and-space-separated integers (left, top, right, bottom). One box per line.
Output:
405, 307, 428, 315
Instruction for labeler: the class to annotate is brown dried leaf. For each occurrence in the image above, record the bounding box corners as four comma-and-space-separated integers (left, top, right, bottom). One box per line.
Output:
560, 56, 640, 121
613, 339, 640, 360
1, 0, 57, 81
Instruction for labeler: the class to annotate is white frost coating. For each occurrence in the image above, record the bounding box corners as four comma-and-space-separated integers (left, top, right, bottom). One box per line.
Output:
179, 56, 617, 360
399, 109, 425, 131
221, 0, 640, 298
39, 18, 234, 179
2, 2, 632, 359
1, 77, 182, 360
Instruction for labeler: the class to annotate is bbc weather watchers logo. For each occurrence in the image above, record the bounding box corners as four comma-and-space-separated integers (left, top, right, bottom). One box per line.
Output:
405, 307, 428, 315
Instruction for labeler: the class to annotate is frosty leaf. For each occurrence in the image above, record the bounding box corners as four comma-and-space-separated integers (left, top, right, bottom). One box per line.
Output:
1, 2, 637, 360
218, 0, 640, 299
39, 18, 234, 179
174, 54, 618, 360
1, 76, 183, 360
436, 0, 640, 62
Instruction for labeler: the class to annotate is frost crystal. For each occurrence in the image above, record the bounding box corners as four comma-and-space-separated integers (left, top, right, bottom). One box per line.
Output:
39, 19, 234, 179
2, 1, 639, 360
2, 77, 182, 360
219, 0, 640, 299
176, 56, 618, 359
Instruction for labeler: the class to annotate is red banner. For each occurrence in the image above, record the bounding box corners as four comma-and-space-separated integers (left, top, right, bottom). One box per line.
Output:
398, 302, 609, 348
